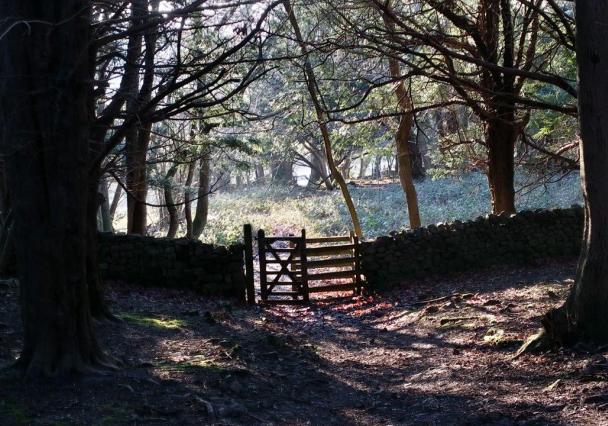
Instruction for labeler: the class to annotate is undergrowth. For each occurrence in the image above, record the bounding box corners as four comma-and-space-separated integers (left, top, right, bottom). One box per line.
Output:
198, 172, 582, 245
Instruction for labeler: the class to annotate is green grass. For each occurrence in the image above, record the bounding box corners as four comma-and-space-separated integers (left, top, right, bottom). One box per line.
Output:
198, 172, 582, 244
119, 313, 185, 329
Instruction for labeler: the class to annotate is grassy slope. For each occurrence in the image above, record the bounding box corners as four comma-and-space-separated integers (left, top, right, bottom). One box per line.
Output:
200, 172, 582, 245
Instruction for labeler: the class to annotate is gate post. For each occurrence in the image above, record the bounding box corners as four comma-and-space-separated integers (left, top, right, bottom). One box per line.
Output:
243, 224, 255, 305
258, 229, 268, 302
300, 229, 310, 303
353, 234, 362, 295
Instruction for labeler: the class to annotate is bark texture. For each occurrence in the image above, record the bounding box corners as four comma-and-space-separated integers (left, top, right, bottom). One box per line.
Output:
192, 155, 211, 240
125, 0, 159, 235
539, 0, 608, 344
0, 0, 110, 376
380, 0, 422, 229
486, 104, 517, 214
478, 0, 518, 214
184, 162, 195, 239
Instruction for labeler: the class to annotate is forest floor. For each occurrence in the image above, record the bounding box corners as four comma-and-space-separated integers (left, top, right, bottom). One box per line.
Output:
2, 260, 608, 425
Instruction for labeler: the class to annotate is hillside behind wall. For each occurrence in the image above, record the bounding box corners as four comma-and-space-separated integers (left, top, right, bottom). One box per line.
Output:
361, 206, 584, 290
98, 233, 245, 301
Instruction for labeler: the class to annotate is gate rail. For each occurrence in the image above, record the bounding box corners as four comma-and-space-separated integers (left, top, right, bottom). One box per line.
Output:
244, 224, 363, 305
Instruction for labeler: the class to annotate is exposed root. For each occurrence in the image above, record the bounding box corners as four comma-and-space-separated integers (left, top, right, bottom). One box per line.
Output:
13, 346, 121, 380
514, 329, 552, 358
515, 306, 575, 358
412, 292, 475, 306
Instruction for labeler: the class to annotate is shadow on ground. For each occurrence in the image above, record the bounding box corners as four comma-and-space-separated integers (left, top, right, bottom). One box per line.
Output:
1, 260, 606, 425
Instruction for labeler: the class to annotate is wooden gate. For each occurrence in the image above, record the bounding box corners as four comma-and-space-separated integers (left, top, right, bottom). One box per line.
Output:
253, 227, 363, 304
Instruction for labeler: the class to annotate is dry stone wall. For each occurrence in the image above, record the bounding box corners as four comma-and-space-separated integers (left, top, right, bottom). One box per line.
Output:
98, 233, 245, 301
361, 206, 584, 290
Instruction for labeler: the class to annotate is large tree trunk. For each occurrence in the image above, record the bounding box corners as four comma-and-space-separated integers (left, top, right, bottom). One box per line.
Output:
192, 155, 211, 240
479, 0, 517, 215
534, 1, 608, 345
485, 103, 517, 215
0, 0, 110, 376
125, 0, 158, 235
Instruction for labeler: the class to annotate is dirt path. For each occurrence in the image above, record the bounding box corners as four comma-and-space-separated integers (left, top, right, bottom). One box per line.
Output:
1, 261, 608, 425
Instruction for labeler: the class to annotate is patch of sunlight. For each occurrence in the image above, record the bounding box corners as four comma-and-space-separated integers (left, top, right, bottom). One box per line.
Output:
119, 313, 185, 329
156, 356, 236, 374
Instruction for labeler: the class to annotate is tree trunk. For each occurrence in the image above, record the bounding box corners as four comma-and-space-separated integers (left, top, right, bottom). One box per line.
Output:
192, 155, 211, 240
283, 0, 362, 237
0, 210, 15, 277
98, 176, 113, 232
125, 0, 158, 235
309, 149, 334, 190
0, 164, 10, 221
255, 164, 265, 182
308, 155, 322, 188
340, 156, 351, 180
126, 127, 149, 234
87, 173, 115, 321
0, 168, 14, 276
358, 156, 369, 179
109, 180, 122, 221
271, 158, 293, 184
164, 165, 179, 238
372, 156, 382, 179
538, 1, 608, 344
410, 140, 426, 179
0, 0, 110, 376
485, 104, 517, 215
184, 161, 195, 239
477, 0, 517, 215
379, 1, 422, 229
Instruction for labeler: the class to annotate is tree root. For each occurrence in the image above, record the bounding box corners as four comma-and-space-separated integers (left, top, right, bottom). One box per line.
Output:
92, 305, 122, 324
14, 352, 121, 380
513, 329, 552, 359
412, 292, 475, 306
515, 305, 575, 358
